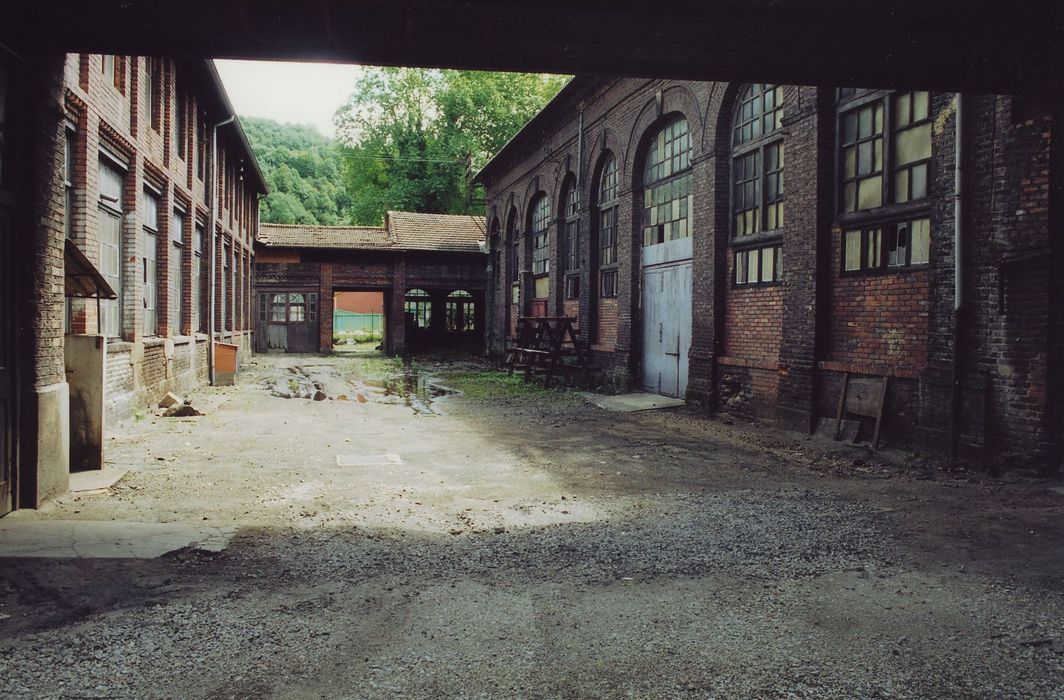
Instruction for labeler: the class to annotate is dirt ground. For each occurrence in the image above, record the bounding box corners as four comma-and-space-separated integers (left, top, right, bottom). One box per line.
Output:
1, 352, 1063, 699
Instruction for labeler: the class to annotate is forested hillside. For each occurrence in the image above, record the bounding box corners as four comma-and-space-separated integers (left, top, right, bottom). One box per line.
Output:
240, 116, 353, 225
240, 70, 568, 227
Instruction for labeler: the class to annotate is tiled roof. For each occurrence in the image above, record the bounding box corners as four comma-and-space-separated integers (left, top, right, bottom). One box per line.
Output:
257, 223, 391, 250
387, 211, 487, 253
257, 213, 487, 254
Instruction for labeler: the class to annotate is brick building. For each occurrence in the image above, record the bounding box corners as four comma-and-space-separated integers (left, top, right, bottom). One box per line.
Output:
0, 54, 263, 512
477, 78, 1063, 470
254, 212, 487, 355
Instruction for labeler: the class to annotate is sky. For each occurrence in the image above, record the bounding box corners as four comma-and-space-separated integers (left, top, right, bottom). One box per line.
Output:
214, 59, 362, 139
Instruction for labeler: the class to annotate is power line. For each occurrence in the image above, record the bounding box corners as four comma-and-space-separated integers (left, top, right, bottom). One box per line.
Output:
341, 152, 468, 165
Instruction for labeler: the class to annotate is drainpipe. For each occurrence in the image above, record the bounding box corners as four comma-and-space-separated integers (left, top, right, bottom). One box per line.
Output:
950, 94, 966, 463
208, 114, 236, 386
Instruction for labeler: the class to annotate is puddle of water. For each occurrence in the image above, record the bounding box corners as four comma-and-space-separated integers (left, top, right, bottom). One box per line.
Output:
363, 373, 454, 415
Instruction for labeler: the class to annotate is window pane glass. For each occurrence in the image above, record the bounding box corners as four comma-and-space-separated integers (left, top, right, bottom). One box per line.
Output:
844, 147, 856, 179
843, 182, 856, 212
760, 246, 775, 281
858, 106, 873, 138
867, 228, 881, 268
857, 141, 873, 175
912, 91, 930, 121
896, 92, 911, 128
895, 169, 910, 203
844, 113, 857, 143
911, 163, 928, 200
844, 231, 862, 271
896, 123, 932, 165
911, 218, 930, 264
858, 176, 883, 210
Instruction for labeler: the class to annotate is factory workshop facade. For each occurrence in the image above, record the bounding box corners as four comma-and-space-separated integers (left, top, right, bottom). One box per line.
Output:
476, 77, 1063, 470
1, 52, 263, 510
254, 212, 487, 355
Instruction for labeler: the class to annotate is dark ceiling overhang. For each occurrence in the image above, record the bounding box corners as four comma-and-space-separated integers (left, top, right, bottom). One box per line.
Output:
1, 1, 1060, 97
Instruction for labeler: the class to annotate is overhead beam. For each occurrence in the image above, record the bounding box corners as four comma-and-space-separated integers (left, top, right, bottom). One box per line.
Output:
2, 0, 1060, 95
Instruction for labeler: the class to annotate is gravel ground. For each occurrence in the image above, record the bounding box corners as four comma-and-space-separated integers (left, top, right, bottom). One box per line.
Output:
1, 353, 1062, 699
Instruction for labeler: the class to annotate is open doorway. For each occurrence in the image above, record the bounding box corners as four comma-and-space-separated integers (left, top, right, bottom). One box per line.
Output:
333, 291, 385, 353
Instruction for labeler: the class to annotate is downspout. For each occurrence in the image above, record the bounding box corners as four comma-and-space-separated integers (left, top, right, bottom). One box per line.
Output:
950, 94, 966, 463
208, 114, 235, 386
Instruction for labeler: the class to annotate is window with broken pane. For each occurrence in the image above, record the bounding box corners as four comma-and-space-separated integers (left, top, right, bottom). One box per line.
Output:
642, 117, 692, 246
270, 293, 286, 321
838, 89, 934, 275
287, 293, 305, 322
844, 218, 929, 273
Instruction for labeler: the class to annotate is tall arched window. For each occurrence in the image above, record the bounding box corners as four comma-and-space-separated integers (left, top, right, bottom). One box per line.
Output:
404, 288, 431, 328
560, 175, 580, 299
837, 89, 932, 273
731, 84, 784, 286
597, 154, 619, 297
529, 194, 551, 301
642, 117, 692, 246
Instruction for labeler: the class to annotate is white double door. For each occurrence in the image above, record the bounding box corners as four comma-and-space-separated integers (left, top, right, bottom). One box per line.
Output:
641, 259, 692, 398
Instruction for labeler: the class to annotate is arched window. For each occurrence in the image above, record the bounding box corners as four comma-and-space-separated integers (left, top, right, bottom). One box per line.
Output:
446, 289, 475, 332
837, 89, 932, 273
560, 175, 580, 299
597, 154, 619, 297
642, 117, 692, 246
529, 194, 551, 302
506, 207, 519, 286
731, 84, 784, 286
404, 288, 431, 329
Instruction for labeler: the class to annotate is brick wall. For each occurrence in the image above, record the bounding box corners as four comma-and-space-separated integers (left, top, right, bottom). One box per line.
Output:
722, 285, 783, 363
827, 265, 930, 373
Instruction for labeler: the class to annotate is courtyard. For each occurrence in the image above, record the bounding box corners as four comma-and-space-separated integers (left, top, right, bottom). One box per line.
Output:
1, 353, 1062, 698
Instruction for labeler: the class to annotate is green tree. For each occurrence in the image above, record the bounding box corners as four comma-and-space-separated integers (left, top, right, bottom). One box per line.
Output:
335, 68, 568, 225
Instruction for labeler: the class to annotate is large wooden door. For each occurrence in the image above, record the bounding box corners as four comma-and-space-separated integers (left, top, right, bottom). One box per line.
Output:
265, 292, 318, 353
641, 261, 692, 398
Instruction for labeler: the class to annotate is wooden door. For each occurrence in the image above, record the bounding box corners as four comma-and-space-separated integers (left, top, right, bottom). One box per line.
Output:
641, 261, 692, 398
265, 292, 318, 353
